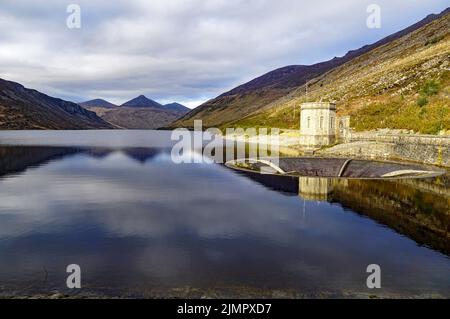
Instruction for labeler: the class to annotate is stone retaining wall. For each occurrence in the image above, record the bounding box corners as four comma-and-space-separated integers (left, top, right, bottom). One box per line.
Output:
321, 133, 450, 167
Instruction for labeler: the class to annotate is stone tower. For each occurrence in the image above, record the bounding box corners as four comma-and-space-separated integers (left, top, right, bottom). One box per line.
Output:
299, 102, 337, 147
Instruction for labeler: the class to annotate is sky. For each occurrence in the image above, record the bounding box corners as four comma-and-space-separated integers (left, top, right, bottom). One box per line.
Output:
0, 0, 448, 108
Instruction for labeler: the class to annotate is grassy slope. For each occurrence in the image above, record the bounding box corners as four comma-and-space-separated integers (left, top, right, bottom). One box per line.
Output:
230, 12, 450, 134
175, 11, 450, 134
173, 88, 291, 128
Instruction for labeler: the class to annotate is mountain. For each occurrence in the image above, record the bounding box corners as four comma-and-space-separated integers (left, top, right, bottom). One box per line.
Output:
121, 95, 163, 108
83, 98, 189, 129
79, 98, 117, 108
172, 8, 450, 134
0, 78, 113, 129
219, 8, 450, 96
94, 107, 185, 129
163, 102, 190, 112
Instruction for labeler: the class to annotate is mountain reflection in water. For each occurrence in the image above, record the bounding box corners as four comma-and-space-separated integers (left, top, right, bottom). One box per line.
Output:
0, 145, 449, 298
240, 172, 450, 255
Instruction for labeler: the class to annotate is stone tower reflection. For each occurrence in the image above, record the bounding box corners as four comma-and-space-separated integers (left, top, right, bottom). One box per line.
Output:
298, 177, 334, 201
298, 177, 349, 201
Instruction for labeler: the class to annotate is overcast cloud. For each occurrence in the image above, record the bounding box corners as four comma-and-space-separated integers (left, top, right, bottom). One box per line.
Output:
0, 0, 448, 108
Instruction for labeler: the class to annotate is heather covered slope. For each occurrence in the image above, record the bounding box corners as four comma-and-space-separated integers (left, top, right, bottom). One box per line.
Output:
172, 8, 450, 133
235, 10, 450, 134
0, 79, 113, 129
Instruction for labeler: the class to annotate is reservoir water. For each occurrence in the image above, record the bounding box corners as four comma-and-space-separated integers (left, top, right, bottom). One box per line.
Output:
0, 130, 449, 298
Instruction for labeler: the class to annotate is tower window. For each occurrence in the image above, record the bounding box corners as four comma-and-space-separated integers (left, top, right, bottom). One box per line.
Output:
320, 117, 324, 129
307, 117, 310, 128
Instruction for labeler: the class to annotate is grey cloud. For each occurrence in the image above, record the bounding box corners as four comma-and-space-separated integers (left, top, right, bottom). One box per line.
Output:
0, 0, 448, 107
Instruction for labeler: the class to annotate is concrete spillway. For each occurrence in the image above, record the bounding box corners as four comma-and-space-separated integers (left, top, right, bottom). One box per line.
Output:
226, 157, 445, 180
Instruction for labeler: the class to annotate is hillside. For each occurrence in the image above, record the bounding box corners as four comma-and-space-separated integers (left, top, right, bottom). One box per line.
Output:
172, 8, 450, 134
79, 99, 118, 108
0, 78, 113, 130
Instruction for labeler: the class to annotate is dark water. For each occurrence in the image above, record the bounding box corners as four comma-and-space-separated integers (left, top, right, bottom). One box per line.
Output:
0, 130, 449, 298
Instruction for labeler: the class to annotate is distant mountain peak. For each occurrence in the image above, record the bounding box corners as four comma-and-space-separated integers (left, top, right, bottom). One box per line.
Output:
121, 95, 162, 108
163, 102, 190, 113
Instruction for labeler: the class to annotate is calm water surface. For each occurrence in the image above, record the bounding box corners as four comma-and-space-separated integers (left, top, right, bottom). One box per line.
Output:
0, 130, 449, 298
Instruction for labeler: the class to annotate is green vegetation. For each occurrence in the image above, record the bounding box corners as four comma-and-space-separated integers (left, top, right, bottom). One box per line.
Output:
420, 80, 440, 96
425, 35, 444, 46
417, 96, 428, 107
437, 146, 443, 166
352, 99, 449, 134
354, 73, 449, 133
416, 80, 441, 107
